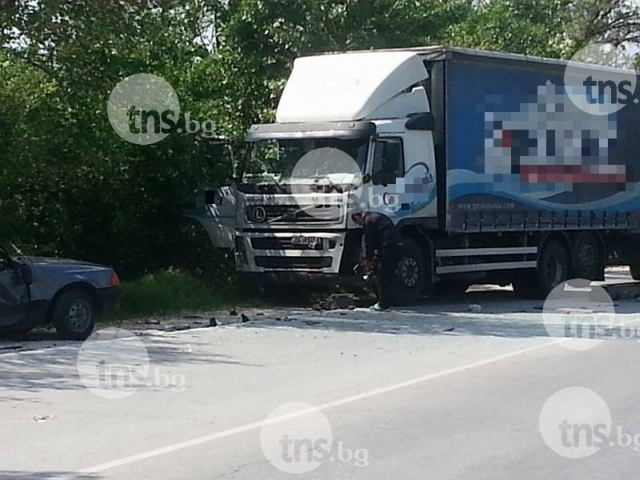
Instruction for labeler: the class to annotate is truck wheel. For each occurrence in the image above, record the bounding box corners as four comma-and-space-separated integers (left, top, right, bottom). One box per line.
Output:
513, 240, 569, 299
52, 289, 96, 340
395, 238, 425, 304
572, 233, 601, 281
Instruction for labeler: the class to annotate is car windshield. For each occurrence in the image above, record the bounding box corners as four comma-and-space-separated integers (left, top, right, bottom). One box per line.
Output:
243, 138, 369, 185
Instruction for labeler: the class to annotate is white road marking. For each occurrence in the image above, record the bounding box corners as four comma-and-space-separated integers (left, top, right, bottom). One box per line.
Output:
79, 338, 567, 474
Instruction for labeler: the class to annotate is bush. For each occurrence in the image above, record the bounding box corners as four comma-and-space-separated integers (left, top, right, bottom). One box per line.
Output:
113, 268, 238, 319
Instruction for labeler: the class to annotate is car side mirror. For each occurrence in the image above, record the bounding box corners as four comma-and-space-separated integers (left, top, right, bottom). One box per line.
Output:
20, 264, 33, 285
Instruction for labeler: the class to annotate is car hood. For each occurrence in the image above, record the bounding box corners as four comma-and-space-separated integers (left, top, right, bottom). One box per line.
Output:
26, 256, 111, 272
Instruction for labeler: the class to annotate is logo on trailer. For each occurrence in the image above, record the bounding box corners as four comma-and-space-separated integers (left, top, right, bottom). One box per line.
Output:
484, 82, 624, 188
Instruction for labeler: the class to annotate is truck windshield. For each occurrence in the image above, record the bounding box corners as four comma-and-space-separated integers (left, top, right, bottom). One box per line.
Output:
243, 138, 368, 185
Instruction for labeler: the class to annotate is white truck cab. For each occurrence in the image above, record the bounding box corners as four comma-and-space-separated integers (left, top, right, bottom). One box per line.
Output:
198, 50, 437, 297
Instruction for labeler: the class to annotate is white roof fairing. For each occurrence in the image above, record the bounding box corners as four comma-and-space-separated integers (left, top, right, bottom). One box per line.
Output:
276, 51, 429, 123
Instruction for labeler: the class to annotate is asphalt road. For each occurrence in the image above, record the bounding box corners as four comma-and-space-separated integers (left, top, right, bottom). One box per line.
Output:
2, 272, 640, 479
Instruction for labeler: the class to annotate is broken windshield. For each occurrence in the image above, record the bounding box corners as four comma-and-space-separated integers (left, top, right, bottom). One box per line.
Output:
242, 138, 369, 186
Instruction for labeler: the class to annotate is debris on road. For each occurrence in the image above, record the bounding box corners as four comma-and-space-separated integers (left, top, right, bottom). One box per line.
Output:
241, 314, 251, 323
229, 309, 238, 316
313, 293, 357, 311
33, 415, 54, 422
209, 317, 218, 327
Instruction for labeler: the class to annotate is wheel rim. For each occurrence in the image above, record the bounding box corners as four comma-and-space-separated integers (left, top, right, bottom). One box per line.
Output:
68, 299, 92, 331
397, 257, 419, 288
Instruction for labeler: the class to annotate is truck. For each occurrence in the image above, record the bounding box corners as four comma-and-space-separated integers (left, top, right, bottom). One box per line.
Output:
193, 46, 640, 301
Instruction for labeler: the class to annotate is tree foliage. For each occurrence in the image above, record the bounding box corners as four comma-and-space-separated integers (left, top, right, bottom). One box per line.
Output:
0, 0, 637, 280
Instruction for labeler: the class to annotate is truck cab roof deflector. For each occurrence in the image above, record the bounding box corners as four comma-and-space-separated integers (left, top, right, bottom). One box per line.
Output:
245, 121, 376, 142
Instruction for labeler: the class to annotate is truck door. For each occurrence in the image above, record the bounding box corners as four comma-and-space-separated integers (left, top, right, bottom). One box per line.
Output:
368, 133, 436, 219
0, 261, 29, 327
195, 186, 238, 250
368, 137, 407, 216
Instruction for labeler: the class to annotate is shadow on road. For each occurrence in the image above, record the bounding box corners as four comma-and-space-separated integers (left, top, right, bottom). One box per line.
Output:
0, 331, 260, 397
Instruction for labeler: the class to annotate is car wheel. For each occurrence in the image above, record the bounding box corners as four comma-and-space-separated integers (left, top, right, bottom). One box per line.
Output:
52, 289, 96, 340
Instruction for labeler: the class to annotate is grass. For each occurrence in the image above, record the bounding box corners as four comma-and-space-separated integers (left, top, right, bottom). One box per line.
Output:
104, 269, 266, 321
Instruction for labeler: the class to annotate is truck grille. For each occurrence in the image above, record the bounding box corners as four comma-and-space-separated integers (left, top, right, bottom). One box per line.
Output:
247, 205, 342, 224
251, 237, 324, 251
255, 256, 332, 270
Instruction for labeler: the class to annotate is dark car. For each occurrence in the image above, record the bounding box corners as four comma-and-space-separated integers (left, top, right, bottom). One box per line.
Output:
0, 245, 121, 340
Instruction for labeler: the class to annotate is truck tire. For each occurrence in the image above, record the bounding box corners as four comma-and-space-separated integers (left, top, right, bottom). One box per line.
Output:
512, 240, 569, 299
52, 289, 96, 340
572, 233, 601, 281
395, 238, 425, 304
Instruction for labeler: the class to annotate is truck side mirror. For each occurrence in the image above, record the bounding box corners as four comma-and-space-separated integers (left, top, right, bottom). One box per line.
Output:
20, 264, 33, 285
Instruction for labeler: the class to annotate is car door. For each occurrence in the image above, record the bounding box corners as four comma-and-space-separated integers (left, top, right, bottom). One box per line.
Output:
0, 261, 30, 327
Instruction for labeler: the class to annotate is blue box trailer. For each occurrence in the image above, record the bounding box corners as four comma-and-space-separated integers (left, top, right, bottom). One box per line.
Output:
424, 48, 640, 233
